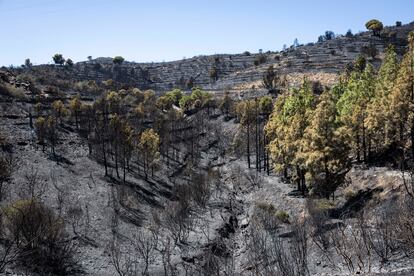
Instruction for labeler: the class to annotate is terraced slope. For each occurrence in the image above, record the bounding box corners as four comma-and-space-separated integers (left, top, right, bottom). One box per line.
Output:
19, 22, 414, 93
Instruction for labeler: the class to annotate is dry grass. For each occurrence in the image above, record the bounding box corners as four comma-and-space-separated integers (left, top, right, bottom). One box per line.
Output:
0, 82, 28, 100
233, 71, 339, 91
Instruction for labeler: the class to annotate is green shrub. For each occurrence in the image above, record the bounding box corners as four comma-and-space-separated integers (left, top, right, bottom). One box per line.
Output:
275, 210, 290, 223
254, 201, 290, 227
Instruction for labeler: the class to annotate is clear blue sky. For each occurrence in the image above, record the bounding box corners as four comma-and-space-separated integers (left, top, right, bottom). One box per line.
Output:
1, 0, 413, 66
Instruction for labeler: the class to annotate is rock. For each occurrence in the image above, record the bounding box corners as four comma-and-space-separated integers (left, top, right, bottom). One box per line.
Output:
181, 255, 196, 264
240, 218, 249, 229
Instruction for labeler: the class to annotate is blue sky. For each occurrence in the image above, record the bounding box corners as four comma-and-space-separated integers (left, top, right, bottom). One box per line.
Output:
1, 0, 413, 66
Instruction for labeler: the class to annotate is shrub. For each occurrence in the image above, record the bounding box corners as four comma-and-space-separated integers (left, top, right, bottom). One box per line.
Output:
254, 54, 267, 66
156, 95, 174, 110
0, 82, 27, 99
2, 200, 79, 275
179, 95, 192, 111
344, 187, 357, 200
253, 202, 279, 231
0, 151, 12, 201
256, 201, 276, 213
354, 55, 367, 72
275, 210, 290, 223
243, 51, 251, 56
209, 66, 218, 81
74, 80, 100, 94
361, 43, 378, 59
186, 77, 194, 89
312, 80, 324, 94
314, 198, 335, 211
253, 202, 290, 231
383, 30, 397, 40
165, 88, 183, 106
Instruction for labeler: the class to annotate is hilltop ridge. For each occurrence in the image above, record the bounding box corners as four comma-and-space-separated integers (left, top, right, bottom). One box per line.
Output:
12, 21, 414, 94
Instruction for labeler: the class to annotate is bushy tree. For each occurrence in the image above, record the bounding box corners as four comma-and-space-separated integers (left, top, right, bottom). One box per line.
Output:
259, 96, 273, 116
35, 117, 47, 152
46, 116, 58, 157
157, 89, 183, 110
262, 65, 281, 94
354, 55, 367, 73
219, 91, 233, 118
209, 66, 218, 81
178, 88, 211, 111
52, 100, 67, 125
266, 80, 315, 193
69, 95, 82, 129
365, 45, 399, 153
24, 58, 32, 68
138, 129, 160, 179
52, 54, 65, 65
365, 19, 383, 36
337, 63, 375, 163
318, 31, 335, 42
387, 32, 414, 157
113, 56, 125, 65
65, 58, 74, 67
106, 91, 121, 114
325, 31, 335, 40
300, 91, 350, 198
110, 115, 133, 180
236, 99, 256, 168
345, 29, 353, 37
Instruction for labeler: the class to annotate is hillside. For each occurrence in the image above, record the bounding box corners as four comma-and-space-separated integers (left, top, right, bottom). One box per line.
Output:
13, 21, 414, 94
2, 19, 414, 276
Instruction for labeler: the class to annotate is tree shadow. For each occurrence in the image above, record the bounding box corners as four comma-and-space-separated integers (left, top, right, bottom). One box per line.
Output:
329, 187, 383, 219
49, 153, 74, 165
108, 176, 162, 208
